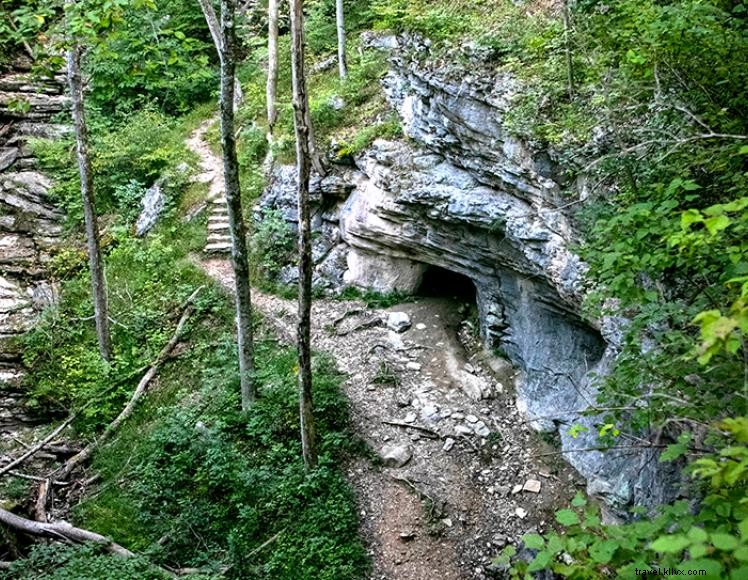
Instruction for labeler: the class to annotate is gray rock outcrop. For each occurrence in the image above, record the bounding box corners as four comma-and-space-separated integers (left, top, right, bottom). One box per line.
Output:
0, 59, 66, 424
257, 36, 678, 511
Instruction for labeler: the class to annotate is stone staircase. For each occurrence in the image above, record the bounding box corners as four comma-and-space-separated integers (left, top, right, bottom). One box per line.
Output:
205, 196, 232, 253
185, 119, 232, 255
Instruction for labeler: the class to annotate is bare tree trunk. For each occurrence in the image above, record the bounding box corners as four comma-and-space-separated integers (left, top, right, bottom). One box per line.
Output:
563, 0, 575, 98
266, 0, 279, 146
197, 0, 222, 53
289, 0, 317, 471
336, 0, 347, 79
199, 0, 243, 107
66, 45, 112, 362
220, 0, 256, 410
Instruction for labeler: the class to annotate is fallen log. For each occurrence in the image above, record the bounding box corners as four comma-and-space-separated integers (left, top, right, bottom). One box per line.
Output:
0, 415, 76, 479
54, 287, 203, 481
0, 506, 134, 557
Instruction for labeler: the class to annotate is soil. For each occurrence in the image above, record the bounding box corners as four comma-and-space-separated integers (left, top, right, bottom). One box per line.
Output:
190, 115, 584, 580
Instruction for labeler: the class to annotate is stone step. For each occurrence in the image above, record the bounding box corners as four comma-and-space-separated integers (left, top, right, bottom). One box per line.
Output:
204, 241, 232, 253
208, 211, 229, 220
207, 232, 232, 243
208, 221, 230, 231
210, 197, 226, 205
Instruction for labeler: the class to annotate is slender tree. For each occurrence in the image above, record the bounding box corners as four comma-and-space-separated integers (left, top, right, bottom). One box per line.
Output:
65, 19, 112, 362
289, 0, 317, 470
198, 0, 243, 107
335, 0, 347, 79
266, 0, 279, 146
220, 0, 256, 409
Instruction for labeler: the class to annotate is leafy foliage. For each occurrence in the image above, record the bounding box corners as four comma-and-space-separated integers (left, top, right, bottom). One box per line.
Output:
73, 338, 368, 579
250, 208, 295, 282
503, 419, 748, 579
22, 221, 209, 433
2, 544, 172, 580
30, 107, 195, 227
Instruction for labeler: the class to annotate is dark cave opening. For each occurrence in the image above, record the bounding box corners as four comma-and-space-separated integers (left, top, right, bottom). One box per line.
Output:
417, 265, 477, 302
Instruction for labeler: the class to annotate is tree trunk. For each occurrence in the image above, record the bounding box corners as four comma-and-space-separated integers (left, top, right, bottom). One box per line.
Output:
0, 507, 134, 557
563, 0, 575, 98
266, 0, 279, 146
336, 0, 347, 79
220, 0, 256, 410
66, 45, 112, 362
289, 0, 317, 471
199, 0, 243, 107
197, 0, 222, 54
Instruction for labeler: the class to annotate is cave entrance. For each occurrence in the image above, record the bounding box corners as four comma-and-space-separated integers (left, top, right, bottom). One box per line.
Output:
417, 265, 476, 303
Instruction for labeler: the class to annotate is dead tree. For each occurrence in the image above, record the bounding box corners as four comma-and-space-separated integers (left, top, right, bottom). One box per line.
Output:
220, 0, 257, 410
289, 0, 317, 470
66, 41, 112, 362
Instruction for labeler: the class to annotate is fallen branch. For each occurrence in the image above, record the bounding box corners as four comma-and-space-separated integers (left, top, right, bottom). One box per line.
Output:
0, 414, 76, 479
54, 287, 203, 481
34, 479, 50, 522
382, 420, 441, 439
0, 506, 134, 557
6, 471, 69, 486
336, 317, 382, 336
248, 529, 284, 559
332, 308, 366, 327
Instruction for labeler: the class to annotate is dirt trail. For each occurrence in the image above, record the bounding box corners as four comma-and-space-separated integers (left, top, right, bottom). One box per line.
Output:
190, 125, 581, 580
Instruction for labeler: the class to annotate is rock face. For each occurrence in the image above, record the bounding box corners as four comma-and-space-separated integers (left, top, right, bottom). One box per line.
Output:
0, 59, 66, 424
258, 37, 678, 510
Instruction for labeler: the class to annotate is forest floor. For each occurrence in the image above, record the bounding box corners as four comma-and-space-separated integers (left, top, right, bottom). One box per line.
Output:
190, 124, 583, 579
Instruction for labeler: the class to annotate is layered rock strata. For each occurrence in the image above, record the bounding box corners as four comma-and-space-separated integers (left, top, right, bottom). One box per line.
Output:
259, 37, 678, 510
0, 59, 66, 428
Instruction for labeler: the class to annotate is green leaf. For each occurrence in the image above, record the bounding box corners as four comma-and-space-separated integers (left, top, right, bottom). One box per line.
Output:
687, 527, 708, 544
711, 533, 739, 551
589, 539, 618, 564
523, 533, 545, 550
732, 566, 748, 580
739, 518, 748, 540
527, 550, 551, 573
681, 209, 704, 229
690, 543, 708, 558
571, 492, 587, 507
546, 534, 564, 555
556, 509, 581, 526
734, 546, 748, 562
704, 214, 731, 235
650, 534, 690, 553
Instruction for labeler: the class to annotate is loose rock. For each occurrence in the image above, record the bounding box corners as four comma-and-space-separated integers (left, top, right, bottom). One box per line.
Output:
523, 479, 542, 494
381, 444, 412, 468
387, 312, 412, 332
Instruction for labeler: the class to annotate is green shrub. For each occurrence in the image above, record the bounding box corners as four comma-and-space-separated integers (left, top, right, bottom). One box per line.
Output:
85, 0, 217, 115
2, 544, 171, 580
75, 339, 369, 579
503, 418, 748, 579
251, 209, 296, 282
22, 223, 214, 433
30, 107, 194, 228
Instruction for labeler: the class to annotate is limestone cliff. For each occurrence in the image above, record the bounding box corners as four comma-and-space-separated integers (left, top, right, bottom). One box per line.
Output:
259, 35, 679, 511
0, 59, 66, 428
